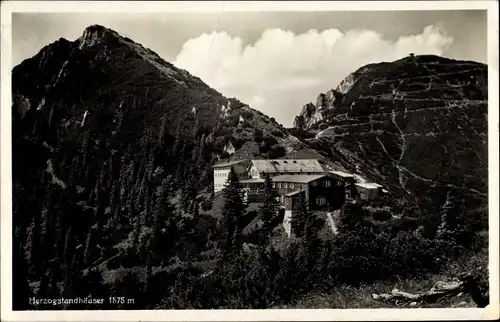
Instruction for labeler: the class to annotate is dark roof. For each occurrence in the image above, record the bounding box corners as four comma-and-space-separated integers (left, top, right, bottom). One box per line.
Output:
251, 159, 324, 173
329, 170, 355, 178
272, 174, 326, 183
213, 159, 248, 168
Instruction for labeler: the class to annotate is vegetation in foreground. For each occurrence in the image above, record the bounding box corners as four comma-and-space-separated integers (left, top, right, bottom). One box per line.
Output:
16, 156, 488, 310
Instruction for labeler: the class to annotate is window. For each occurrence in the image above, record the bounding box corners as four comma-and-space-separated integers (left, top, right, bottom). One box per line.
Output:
278, 182, 281, 188
311, 181, 318, 187
323, 180, 331, 187
284, 182, 288, 188
316, 196, 326, 205
272, 183, 276, 188
337, 181, 343, 186
290, 183, 294, 189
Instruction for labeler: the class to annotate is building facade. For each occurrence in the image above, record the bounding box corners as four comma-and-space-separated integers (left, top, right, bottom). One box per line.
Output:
240, 174, 346, 211
213, 158, 386, 237
212, 160, 249, 193
354, 182, 383, 200
214, 159, 385, 203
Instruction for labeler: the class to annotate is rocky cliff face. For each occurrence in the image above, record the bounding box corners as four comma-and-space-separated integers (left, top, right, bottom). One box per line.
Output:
293, 89, 342, 130
296, 55, 488, 212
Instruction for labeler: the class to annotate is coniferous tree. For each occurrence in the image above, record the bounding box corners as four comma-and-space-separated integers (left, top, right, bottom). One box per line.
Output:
221, 167, 246, 257
62, 227, 73, 284
83, 226, 98, 266
192, 201, 200, 217
191, 142, 200, 173
171, 123, 182, 166
303, 214, 320, 249
197, 133, 207, 172
436, 191, 460, 241
290, 193, 309, 238
158, 115, 168, 148
180, 185, 191, 214
13, 247, 33, 310
259, 174, 280, 242
24, 215, 40, 277
192, 115, 200, 138
338, 201, 365, 231
200, 154, 216, 188
94, 183, 107, 228
143, 256, 155, 307
176, 141, 187, 184
152, 179, 175, 254
109, 181, 120, 219
37, 206, 53, 280
135, 175, 147, 211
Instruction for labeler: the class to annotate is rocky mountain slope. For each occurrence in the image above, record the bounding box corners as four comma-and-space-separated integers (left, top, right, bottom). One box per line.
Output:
294, 55, 488, 213
11, 25, 316, 308
12, 24, 319, 206
13, 24, 307, 165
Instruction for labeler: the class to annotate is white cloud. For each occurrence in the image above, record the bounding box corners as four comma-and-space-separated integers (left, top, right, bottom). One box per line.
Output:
174, 25, 453, 127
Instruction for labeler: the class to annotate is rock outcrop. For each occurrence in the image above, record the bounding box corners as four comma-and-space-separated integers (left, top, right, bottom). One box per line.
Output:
293, 89, 342, 130
297, 55, 488, 212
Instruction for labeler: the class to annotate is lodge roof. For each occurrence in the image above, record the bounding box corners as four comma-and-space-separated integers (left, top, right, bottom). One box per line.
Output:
355, 182, 383, 189
329, 170, 355, 178
251, 159, 324, 173
213, 159, 248, 168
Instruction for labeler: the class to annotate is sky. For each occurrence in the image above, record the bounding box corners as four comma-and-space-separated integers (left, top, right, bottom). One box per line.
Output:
12, 10, 487, 127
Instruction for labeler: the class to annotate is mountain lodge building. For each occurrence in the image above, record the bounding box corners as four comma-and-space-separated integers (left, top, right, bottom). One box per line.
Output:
213, 158, 385, 236
213, 158, 383, 206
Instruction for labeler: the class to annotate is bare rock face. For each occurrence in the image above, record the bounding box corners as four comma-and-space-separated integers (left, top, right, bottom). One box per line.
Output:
294, 102, 321, 129
298, 55, 488, 212
78, 24, 115, 49
294, 89, 342, 130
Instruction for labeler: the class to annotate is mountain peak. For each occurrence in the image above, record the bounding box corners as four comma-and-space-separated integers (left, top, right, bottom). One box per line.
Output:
78, 24, 119, 49
83, 24, 112, 33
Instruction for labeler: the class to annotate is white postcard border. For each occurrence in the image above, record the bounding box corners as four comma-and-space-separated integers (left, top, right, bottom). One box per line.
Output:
1, 1, 498, 321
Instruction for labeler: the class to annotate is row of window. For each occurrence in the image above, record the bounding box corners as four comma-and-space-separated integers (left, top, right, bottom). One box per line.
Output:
272, 182, 295, 189
270, 179, 345, 189
288, 196, 325, 206
311, 180, 343, 187
214, 172, 228, 177
311, 180, 331, 187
